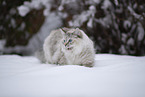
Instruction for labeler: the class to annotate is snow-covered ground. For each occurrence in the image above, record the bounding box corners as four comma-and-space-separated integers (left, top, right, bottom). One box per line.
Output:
0, 54, 145, 97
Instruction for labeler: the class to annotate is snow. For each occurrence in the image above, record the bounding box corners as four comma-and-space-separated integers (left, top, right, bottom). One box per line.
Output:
137, 22, 145, 41
127, 6, 143, 20
93, 0, 101, 4
87, 18, 93, 28
0, 54, 145, 97
124, 20, 131, 29
18, 5, 30, 17
2, 1, 6, 5
114, 0, 119, 6
119, 45, 127, 54
69, 5, 96, 27
18, 22, 26, 31
127, 37, 134, 46
2, 13, 62, 55
3, 0, 62, 55
10, 18, 16, 28
0, 40, 6, 54
101, 0, 112, 10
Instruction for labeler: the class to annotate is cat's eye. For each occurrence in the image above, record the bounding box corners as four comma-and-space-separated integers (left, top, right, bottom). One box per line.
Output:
69, 39, 72, 42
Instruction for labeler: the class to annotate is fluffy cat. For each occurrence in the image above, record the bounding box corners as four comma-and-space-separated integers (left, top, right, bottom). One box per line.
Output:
36, 27, 95, 67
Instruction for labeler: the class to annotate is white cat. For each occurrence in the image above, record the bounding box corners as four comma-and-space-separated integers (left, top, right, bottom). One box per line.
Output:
36, 27, 95, 67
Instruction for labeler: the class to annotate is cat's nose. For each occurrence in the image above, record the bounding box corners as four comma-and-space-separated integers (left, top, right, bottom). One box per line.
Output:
64, 42, 67, 46
64, 42, 69, 46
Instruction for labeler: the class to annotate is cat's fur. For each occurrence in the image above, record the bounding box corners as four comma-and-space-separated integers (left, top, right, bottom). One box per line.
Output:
36, 28, 95, 67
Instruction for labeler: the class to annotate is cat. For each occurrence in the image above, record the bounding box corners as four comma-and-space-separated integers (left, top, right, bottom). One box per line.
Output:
36, 27, 95, 67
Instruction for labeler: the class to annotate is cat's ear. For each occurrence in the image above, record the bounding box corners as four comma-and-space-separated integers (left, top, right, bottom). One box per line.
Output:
60, 28, 66, 35
74, 28, 82, 38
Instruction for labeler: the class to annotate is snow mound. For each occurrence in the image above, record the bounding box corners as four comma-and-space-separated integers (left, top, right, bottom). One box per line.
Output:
0, 54, 145, 97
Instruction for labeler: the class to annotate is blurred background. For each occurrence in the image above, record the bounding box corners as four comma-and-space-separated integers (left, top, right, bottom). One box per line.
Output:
0, 0, 145, 56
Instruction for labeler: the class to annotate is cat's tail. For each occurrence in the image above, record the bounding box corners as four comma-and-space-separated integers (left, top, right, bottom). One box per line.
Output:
35, 48, 46, 63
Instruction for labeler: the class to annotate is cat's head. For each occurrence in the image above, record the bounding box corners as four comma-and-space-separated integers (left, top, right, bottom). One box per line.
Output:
60, 27, 83, 50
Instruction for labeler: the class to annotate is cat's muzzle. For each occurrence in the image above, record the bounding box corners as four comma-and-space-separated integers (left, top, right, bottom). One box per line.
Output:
67, 47, 73, 50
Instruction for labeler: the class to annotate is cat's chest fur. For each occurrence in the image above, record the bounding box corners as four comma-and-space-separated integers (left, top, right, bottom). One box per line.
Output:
62, 44, 83, 65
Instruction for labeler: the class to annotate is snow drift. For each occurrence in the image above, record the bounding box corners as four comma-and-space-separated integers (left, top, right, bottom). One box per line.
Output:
0, 54, 145, 97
